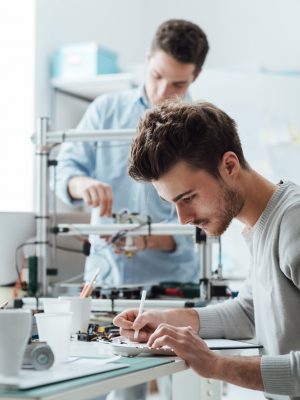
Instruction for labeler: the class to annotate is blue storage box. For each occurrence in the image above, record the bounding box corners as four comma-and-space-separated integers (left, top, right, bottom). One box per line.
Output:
52, 42, 119, 78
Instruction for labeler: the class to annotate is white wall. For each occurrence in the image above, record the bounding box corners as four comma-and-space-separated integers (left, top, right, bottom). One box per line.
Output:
35, 0, 300, 118
35, 0, 145, 118
141, 0, 300, 70
0, 0, 35, 212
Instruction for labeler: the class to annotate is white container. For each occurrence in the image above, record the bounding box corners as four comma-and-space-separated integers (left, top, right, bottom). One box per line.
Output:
35, 312, 72, 365
0, 309, 32, 377
59, 297, 92, 334
42, 299, 71, 314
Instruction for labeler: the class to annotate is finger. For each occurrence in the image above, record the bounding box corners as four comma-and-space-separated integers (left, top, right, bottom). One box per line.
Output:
147, 323, 179, 347
151, 334, 179, 350
95, 185, 107, 216
120, 328, 149, 342
104, 185, 113, 216
132, 312, 153, 331
113, 309, 138, 327
89, 186, 101, 207
82, 188, 93, 206
100, 184, 112, 216
113, 317, 134, 330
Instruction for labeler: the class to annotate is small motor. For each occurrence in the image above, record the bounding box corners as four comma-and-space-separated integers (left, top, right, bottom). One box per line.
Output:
22, 341, 54, 370
112, 211, 151, 257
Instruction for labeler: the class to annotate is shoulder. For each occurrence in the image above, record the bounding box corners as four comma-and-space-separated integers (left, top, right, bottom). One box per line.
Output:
279, 182, 300, 230
93, 88, 141, 111
277, 183, 300, 287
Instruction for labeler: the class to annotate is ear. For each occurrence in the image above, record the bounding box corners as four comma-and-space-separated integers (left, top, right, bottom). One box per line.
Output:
220, 151, 240, 180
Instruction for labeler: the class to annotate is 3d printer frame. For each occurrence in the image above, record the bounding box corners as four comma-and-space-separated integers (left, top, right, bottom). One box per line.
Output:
34, 117, 222, 299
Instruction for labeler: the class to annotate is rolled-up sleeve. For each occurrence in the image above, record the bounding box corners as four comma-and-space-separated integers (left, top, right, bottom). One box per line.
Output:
54, 97, 105, 206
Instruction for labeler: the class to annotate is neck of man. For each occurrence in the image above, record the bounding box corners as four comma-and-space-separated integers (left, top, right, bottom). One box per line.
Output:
236, 169, 278, 229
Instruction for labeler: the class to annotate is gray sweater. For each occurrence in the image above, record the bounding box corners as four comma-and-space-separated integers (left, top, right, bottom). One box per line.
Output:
196, 181, 300, 399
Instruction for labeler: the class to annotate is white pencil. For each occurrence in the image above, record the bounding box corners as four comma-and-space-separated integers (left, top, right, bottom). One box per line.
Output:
134, 290, 147, 340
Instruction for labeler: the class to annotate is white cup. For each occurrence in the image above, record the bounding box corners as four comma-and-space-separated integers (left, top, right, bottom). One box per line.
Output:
59, 297, 92, 334
35, 312, 72, 365
43, 299, 71, 314
0, 309, 32, 377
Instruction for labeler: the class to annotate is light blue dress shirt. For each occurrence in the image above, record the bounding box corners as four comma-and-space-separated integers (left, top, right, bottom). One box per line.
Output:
55, 88, 198, 285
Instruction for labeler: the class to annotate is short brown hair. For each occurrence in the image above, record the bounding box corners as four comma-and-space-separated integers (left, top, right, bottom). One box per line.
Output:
151, 19, 209, 75
129, 101, 249, 182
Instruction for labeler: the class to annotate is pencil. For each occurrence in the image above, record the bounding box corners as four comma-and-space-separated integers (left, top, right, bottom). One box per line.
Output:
133, 290, 147, 340
0, 300, 8, 309
80, 268, 100, 298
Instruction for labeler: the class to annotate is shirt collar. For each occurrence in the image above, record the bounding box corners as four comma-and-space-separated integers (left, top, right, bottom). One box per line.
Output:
139, 86, 151, 109
136, 85, 192, 109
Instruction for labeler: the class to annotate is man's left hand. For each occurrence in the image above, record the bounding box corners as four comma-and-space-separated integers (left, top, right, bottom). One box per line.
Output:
147, 323, 217, 378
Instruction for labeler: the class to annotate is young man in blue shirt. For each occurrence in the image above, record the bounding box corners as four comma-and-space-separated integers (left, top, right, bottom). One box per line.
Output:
56, 19, 209, 288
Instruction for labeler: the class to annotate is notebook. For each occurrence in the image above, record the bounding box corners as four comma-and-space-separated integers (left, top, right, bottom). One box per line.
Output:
98, 337, 262, 357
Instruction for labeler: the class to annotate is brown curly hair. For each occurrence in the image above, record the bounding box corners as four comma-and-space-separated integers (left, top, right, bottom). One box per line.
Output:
129, 101, 249, 182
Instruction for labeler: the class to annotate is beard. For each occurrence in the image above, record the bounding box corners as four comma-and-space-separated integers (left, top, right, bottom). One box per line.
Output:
195, 185, 244, 236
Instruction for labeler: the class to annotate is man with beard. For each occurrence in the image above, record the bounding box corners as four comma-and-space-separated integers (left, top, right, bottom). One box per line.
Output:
113, 101, 300, 399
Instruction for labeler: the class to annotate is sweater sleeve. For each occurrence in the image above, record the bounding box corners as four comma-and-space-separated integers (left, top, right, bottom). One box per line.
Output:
54, 97, 105, 206
261, 351, 300, 397
195, 274, 255, 339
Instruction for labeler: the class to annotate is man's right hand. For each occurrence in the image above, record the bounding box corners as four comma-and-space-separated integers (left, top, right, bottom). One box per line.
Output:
68, 176, 113, 216
113, 309, 168, 342
113, 308, 200, 342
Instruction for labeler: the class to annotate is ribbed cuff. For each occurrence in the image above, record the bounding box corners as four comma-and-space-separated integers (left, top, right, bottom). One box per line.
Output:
194, 306, 224, 338
261, 354, 293, 395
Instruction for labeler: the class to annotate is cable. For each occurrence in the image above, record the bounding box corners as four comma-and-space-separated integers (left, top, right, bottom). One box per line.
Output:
51, 244, 83, 254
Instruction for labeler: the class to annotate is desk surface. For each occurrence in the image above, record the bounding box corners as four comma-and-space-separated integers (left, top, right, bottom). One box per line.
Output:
0, 357, 187, 400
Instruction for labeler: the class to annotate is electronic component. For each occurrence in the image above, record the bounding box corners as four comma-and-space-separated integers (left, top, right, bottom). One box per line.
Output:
22, 341, 54, 370
112, 211, 151, 257
77, 323, 120, 342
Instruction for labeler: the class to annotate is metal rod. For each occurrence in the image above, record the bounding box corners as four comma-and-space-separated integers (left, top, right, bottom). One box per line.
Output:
55, 223, 197, 236
45, 129, 136, 144
35, 117, 50, 296
34, 122, 220, 298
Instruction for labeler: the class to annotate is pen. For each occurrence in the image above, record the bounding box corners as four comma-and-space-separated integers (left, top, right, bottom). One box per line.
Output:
80, 268, 100, 298
133, 289, 147, 340
0, 300, 8, 309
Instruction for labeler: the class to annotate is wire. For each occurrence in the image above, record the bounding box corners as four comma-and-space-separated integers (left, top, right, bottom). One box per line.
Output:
51, 244, 83, 254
